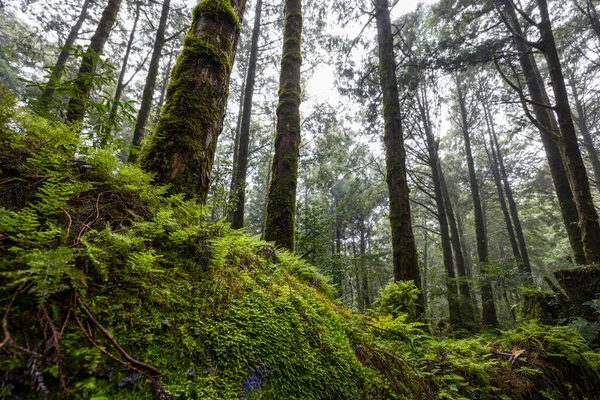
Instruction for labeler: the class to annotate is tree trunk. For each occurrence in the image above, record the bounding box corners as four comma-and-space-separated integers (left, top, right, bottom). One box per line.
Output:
139, 0, 247, 199
374, 0, 423, 316
497, 0, 586, 265
263, 0, 302, 251
65, 0, 122, 125
38, 0, 92, 112
418, 87, 460, 327
439, 163, 477, 323
456, 78, 498, 327
128, 0, 172, 163
568, 76, 600, 195
536, 0, 600, 264
231, 0, 263, 229
103, 1, 141, 145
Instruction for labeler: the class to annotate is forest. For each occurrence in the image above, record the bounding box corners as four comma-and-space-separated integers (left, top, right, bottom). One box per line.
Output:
1, 0, 600, 398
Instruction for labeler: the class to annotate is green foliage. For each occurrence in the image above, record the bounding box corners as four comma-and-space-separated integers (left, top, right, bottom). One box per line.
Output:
371, 280, 421, 320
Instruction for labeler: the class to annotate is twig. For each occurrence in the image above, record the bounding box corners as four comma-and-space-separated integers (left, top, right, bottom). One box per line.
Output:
42, 307, 67, 392
1, 283, 25, 349
59, 208, 72, 243
76, 297, 161, 376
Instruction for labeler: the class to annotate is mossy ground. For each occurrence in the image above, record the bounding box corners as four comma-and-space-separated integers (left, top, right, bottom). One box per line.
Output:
1, 97, 600, 399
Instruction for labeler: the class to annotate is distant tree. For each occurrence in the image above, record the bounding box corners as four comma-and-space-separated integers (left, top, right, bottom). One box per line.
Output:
38, 0, 92, 112
128, 0, 171, 162
230, 0, 263, 229
65, 0, 122, 125
455, 76, 498, 327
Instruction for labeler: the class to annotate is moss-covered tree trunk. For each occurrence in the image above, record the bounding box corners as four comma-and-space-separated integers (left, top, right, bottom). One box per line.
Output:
65, 0, 122, 125
456, 79, 498, 328
497, 0, 586, 265
140, 0, 247, 200
128, 0, 171, 163
536, 0, 600, 264
38, 0, 92, 112
231, 0, 263, 229
263, 0, 302, 251
374, 0, 423, 315
102, 1, 141, 145
439, 162, 477, 324
418, 87, 460, 327
569, 76, 600, 196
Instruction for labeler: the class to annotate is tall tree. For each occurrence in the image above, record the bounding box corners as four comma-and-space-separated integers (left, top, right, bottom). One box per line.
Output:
494, 0, 587, 265
456, 78, 498, 327
231, 0, 263, 229
263, 0, 303, 251
535, 0, 600, 264
140, 0, 247, 200
65, 0, 122, 124
38, 0, 92, 112
374, 0, 423, 313
128, 0, 171, 163
103, 0, 141, 144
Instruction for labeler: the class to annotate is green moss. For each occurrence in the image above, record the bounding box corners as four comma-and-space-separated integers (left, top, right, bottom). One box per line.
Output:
194, 0, 240, 29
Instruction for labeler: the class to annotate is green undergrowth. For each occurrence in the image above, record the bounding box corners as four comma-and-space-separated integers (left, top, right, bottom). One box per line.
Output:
1, 97, 600, 399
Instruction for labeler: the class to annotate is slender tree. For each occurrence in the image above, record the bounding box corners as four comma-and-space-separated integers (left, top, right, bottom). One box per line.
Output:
416, 82, 460, 327
374, 0, 423, 313
128, 0, 171, 163
140, 0, 247, 200
38, 0, 92, 112
263, 0, 302, 251
456, 78, 498, 327
103, 1, 141, 144
439, 162, 477, 323
65, 0, 122, 124
231, 0, 263, 229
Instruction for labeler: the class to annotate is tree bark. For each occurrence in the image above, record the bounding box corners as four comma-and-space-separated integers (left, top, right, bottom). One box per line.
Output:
456, 78, 498, 327
374, 0, 423, 316
128, 0, 172, 163
102, 1, 141, 145
38, 0, 92, 112
65, 0, 122, 124
496, 0, 586, 265
263, 0, 302, 251
568, 76, 600, 195
231, 0, 263, 229
140, 0, 247, 200
536, 0, 600, 264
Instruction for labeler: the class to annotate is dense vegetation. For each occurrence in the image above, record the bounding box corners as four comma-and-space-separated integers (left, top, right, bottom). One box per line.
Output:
1, 0, 600, 398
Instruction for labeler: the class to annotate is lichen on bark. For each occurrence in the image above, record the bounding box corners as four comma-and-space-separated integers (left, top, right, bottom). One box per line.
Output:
140, 0, 247, 202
